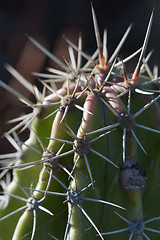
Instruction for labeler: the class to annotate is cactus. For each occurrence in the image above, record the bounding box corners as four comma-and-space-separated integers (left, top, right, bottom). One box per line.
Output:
0, 5, 160, 240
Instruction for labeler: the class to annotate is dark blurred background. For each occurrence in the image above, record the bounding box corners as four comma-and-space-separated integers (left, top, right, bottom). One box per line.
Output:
0, 0, 160, 153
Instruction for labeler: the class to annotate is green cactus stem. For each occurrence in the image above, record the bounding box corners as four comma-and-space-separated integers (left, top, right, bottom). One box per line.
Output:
0, 4, 160, 240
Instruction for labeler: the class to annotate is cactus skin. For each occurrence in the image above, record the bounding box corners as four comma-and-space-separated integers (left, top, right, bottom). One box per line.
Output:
0, 5, 160, 240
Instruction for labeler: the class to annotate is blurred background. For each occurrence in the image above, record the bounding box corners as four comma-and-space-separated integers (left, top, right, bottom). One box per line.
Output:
0, 0, 160, 153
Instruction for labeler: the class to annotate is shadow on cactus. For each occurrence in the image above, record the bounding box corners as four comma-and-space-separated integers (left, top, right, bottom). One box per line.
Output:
0, 4, 160, 240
